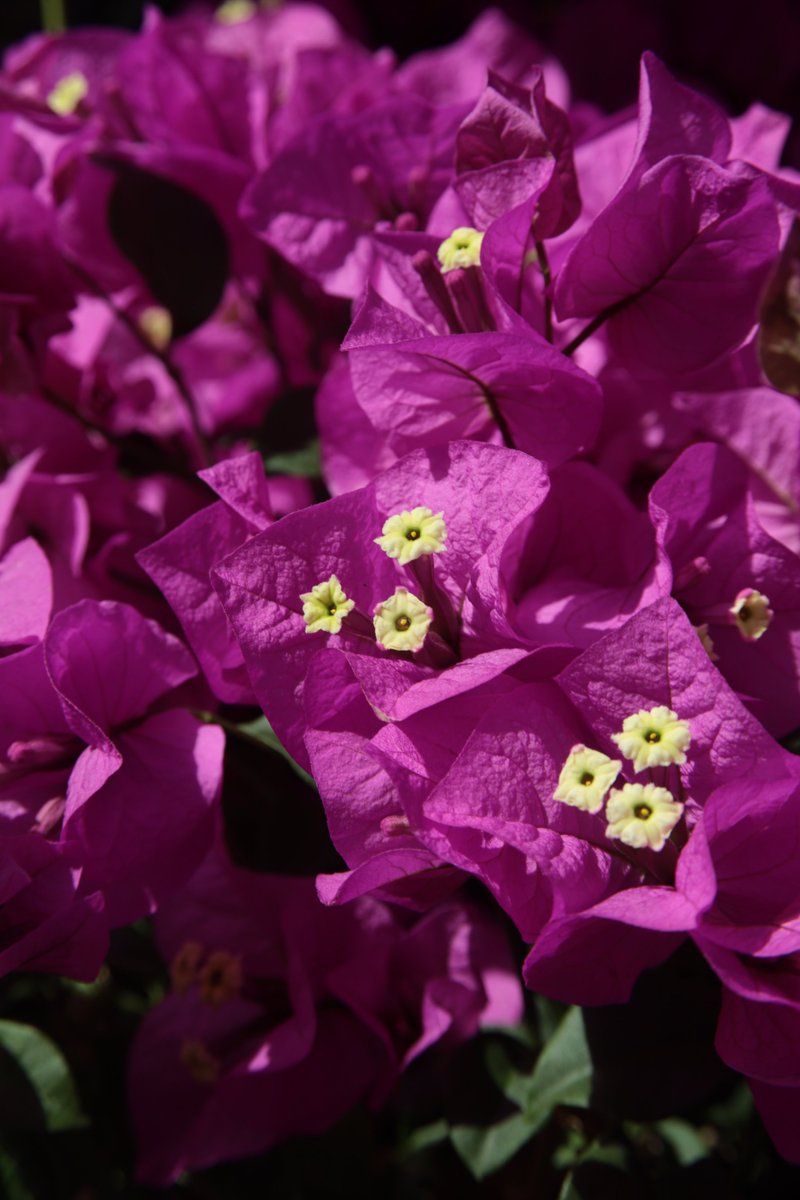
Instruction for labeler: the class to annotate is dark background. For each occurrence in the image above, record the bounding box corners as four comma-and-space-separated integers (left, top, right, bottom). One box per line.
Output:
1, 3, 800, 1196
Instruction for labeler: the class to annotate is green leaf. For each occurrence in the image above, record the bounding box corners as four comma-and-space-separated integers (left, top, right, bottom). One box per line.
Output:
706, 1080, 754, 1128
0, 1021, 88, 1133
554, 1132, 629, 1172
450, 1111, 536, 1180
534, 994, 566, 1042
654, 1118, 710, 1166
484, 1041, 532, 1109
557, 1172, 582, 1200
264, 440, 321, 478
454, 1007, 593, 1179
581, 1140, 629, 1170
553, 1127, 587, 1170
0, 1145, 36, 1200
40, 0, 66, 33
523, 1006, 592, 1121
397, 1118, 449, 1159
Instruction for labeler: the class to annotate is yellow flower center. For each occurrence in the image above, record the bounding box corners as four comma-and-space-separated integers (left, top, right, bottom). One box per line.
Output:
553, 745, 621, 814
437, 227, 484, 273
612, 706, 691, 772
605, 783, 683, 852
375, 506, 447, 565
373, 587, 432, 652
300, 575, 355, 635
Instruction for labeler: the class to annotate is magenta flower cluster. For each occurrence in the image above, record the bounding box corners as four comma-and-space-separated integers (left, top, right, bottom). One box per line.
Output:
2, 0, 800, 1180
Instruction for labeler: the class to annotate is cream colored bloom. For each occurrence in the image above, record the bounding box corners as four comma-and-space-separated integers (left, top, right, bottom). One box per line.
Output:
729, 587, 772, 640
605, 782, 683, 851
47, 72, 89, 116
373, 587, 432, 652
300, 575, 354, 634
612, 706, 691, 772
375, 506, 447, 565
138, 306, 173, 351
553, 744, 622, 814
437, 227, 484, 273
216, 0, 256, 23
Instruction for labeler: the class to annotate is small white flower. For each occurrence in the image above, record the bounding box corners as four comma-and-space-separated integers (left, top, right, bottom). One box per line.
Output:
729, 588, 772, 641
375, 506, 447, 565
605, 782, 683, 851
437, 227, 484, 273
373, 587, 432, 652
612, 706, 691, 773
300, 575, 354, 635
553, 745, 622, 814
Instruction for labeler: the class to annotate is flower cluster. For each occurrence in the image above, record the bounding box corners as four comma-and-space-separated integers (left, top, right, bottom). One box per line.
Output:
2, 0, 800, 1181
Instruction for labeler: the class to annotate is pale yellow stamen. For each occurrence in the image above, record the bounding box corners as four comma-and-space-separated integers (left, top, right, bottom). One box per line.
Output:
138, 305, 173, 351
300, 575, 354, 635
373, 587, 432, 652
553, 744, 622, 814
169, 940, 204, 995
46, 72, 89, 117
612, 706, 691, 773
375, 506, 447, 565
215, 0, 257, 22
437, 227, 484, 273
199, 950, 243, 1008
605, 782, 683, 851
729, 588, 772, 641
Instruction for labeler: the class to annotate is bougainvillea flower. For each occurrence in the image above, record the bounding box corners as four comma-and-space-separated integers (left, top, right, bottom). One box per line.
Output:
493, 460, 663, 654
0, 831, 105, 981
0, 600, 223, 927
413, 597, 781, 948
2, 27, 130, 127
139, 450, 310, 707
522, 750, 800, 1160
554, 155, 780, 374
650, 442, 800, 735
345, 330, 602, 465
674, 387, 800, 556
242, 95, 465, 298
213, 440, 550, 767
130, 840, 522, 1183
0, 185, 75, 346
454, 68, 580, 237
0, 537, 52, 649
